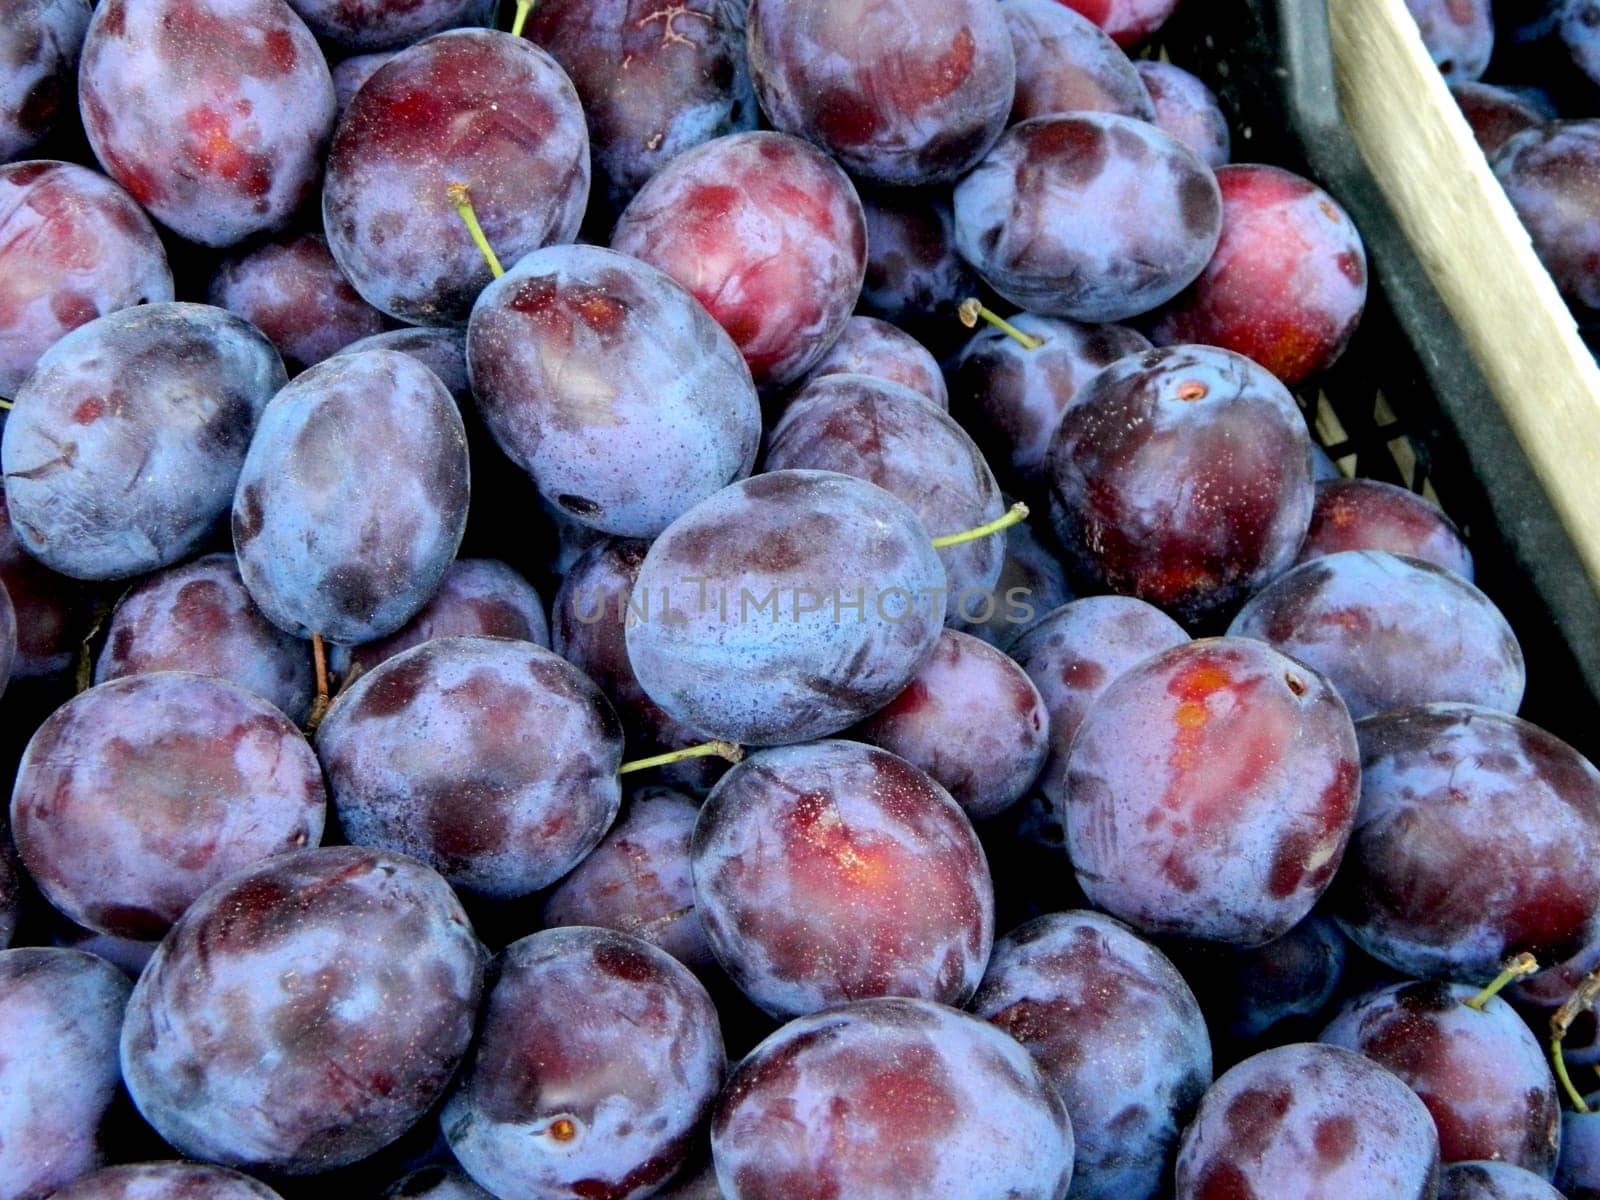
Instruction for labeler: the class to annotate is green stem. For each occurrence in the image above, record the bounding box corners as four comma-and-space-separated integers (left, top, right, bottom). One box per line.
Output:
1465, 952, 1539, 1011
618, 741, 743, 776
510, 0, 534, 37
447, 183, 505, 279
932, 502, 1029, 550
958, 298, 1045, 350
1556, 1036, 1591, 1114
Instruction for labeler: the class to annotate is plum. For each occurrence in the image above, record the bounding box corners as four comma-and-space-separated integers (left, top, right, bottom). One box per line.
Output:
379, 1167, 490, 1200
1452, 82, 1545, 154
856, 188, 979, 350
1053, 0, 1180, 47
285, 0, 491, 51
801, 316, 948, 409
1439, 1163, 1566, 1199
610, 131, 866, 387
1493, 121, 1600, 316
953, 114, 1222, 322
972, 911, 1211, 1200
1174, 913, 1351, 1046
330, 51, 395, 121
1, 0, 91, 162
79, 0, 334, 247
232, 348, 469, 644
1562, 1, 1600, 87
0, 485, 97, 677
1138, 60, 1231, 168
3, 302, 285, 581
954, 517, 1075, 647
322, 30, 589, 324
1065, 637, 1361, 946
1404, 0, 1495, 81
120, 846, 484, 1174
334, 326, 467, 401
1560, 1109, 1600, 1199
442, 927, 725, 1200
1003, 0, 1154, 123
46, 1164, 285, 1200
712, 997, 1074, 1200
1296, 477, 1475, 579
0, 160, 173, 398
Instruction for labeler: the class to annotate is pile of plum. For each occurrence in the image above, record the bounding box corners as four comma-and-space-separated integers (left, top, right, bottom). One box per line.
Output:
1, 0, 1599, 1198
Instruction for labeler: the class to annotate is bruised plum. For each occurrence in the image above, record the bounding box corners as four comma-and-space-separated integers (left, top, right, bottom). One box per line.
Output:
1137, 61, 1230, 168
285, 0, 491, 51
11, 672, 326, 940
1003, 0, 1154, 123
1, 0, 90, 162
712, 997, 1074, 1200
120, 847, 484, 1174
802, 316, 948, 409
46, 1164, 285, 1200
1296, 477, 1475, 579
692, 740, 993, 1017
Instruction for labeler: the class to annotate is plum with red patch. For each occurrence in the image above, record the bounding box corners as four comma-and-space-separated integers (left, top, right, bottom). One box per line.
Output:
1052, 0, 1179, 47
972, 910, 1211, 1200
0, 949, 131, 1200
323, 30, 589, 325
712, 996, 1074, 1200
1439, 1163, 1567, 1198
800, 316, 948, 409
1, 0, 90, 162
1065, 637, 1361, 946
79, 0, 334, 248
1003, 0, 1154, 123
953, 114, 1222, 322
286, 0, 491, 51
120, 846, 484, 1174
47, 1164, 286, 1200
1331, 703, 1600, 982
442, 927, 725, 1200
1452, 82, 1544, 154
610, 131, 866, 387
852, 628, 1048, 820
1297, 477, 1475, 579
1493, 122, 1600, 317
0, 485, 97, 678
3, 302, 285, 581
692, 740, 993, 1017
1148, 165, 1369, 388
1138, 60, 1231, 168
1404, 0, 1494, 81
0, 160, 173, 398
746, 0, 1016, 187
12, 672, 326, 940
1174, 1042, 1441, 1199
856, 187, 979, 351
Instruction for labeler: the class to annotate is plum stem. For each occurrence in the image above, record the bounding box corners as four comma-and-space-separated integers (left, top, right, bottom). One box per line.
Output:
73, 598, 112, 694
618, 741, 743, 775
0, 398, 12, 410
1552, 967, 1600, 1112
306, 632, 331, 733
1465, 952, 1538, 1010
959, 299, 1045, 350
510, 0, 535, 37
447, 183, 505, 279
932, 501, 1029, 549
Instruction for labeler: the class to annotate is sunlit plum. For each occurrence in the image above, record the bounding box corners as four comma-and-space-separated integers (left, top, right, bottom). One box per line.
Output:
322, 30, 589, 324
47, 1163, 286, 1200
1452, 82, 1544, 154
442, 927, 725, 1200
1137, 61, 1230, 168
466, 243, 761, 536
0, 485, 96, 678
1404, 0, 1494, 81
1, 0, 90, 162
1003, 0, 1154, 123
746, 0, 1017, 187
802, 316, 948, 408
1045, 344, 1315, 624
232, 349, 469, 644
1296, 477, 1475, 579
610, 131, 866, 387
954, 517, 1075, 647
1439, 1163, 1566, 1199
121, 847, 484, 1174
1493, 122, 1600, 316
285, 0, 491, 51
625, 470, 946, 746
3, 303, 285, 581
953, 114, 1222, 322
856, 188, 979, 350
1331, 703, 1600, 982
692, 740, 993, 1017
1066, 637, 1361, 946
1148, 165, 1369, 388
1053, 0, 1180, 48
0, 161, 173, 399
712, 997, 1074, 1200
79, 0, 334, 247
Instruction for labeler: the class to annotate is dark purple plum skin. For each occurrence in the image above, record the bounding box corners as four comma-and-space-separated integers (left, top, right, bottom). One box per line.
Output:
46, 1164, 286, 1200
1405, 0, 1494, 81
95, 552, 315, 723
1560, 1109, 1600, 1199
953, 114, 1222, 322
0, 948, 131, 1200
542, 787, 715, 971
0, 837, 18, 950
624, 470, 947, 747
322, 30, 589, 325
79, 0, 334, 248
3, 303, 285, 581
948, 311, 1150, 494
1137, 60, 1230, 168
526, 0, 757, 209
746, 0, 1016, 187
1562, 2, 1600, 88
330, 51, 395, 122
1452, 82, 1544, 155
467, 243, 761, 537
286, 0, 491, 50
610, 131, 867, 388
954, 516, 1075, 648
972, 911, 1211, 1200
802, 316, 948, 408
855, 188, 979, 351
0, 582, 14, 699
326, 558, 547, 689
712, 997, 1074, 1200
765, 374, 1006, 604
1229, 550, 1523, 719
1003, 0, 1154, 123
1, 0, 90, 162
1331, 703, 1600, 982
442, 927, 725, 1200
120, 846, 485, 1174
692, 740, 993, 1018
232, 348, 469, 644
12, 672, 326, 940
1173, 1042, 1441, 1199
0, 161, 173, 398
1045, 344, 1316, 624
1066, 637, 1361, 947
1296, 477, 1475, 579
208, 233, 391, 375
1493, 122, 1600, 316
316, 636, 622, 899
1321, 981, 1560, 1177
0, 485, 96, 677
1438, 1163, 1566, 1199
380, 1166, 491, 1200
1010, 594, 1189, 808
852, 629, 1048, 820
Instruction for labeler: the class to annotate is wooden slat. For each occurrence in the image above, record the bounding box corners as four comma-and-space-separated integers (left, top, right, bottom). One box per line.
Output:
1328, 0, 1600, 589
